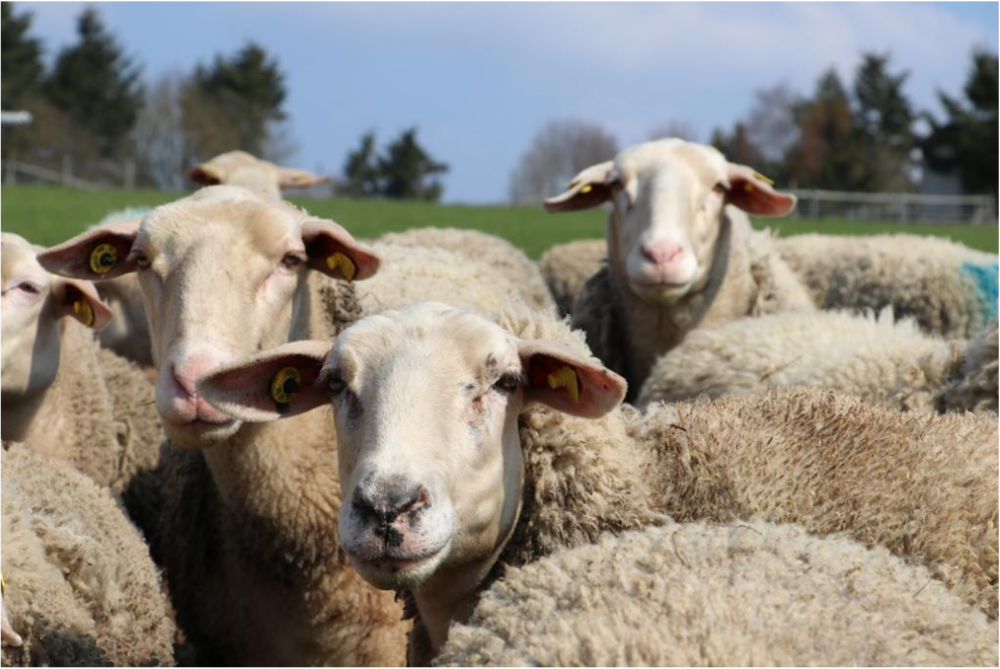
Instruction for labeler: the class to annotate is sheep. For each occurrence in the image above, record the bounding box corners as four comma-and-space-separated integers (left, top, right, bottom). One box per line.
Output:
189, 149, 329, 200
538, 238, 606, 316
546, 139, 815, 396
377, 227, 555, 312
1, 445, 175, 666
91, 149, 330, 365
38, 185, 407, 666
636, 308, 999, 413
437, 522, 998, 667
0, 232, 164, 501
777, 232, 999, 339
195, 302, 997, 663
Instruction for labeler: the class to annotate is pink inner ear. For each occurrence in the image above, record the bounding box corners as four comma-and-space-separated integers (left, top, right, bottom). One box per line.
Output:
189, 166, 221, 185
523, 351, 626, 418
302, 222, 380, 281
201, 353, 327, 420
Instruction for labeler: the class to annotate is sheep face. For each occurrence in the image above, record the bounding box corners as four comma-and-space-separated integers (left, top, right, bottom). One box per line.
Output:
195, 303, 627, 600
38, 187, 378, 448
545, 139, 796, 303
1, 233, 111, 401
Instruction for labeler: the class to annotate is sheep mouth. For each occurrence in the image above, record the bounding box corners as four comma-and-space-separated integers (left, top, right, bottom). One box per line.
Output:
348, 542, 450, 589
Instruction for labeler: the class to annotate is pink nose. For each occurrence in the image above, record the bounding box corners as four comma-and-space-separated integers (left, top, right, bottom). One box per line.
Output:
159, 356, 230, 425
640, 242, 684, 265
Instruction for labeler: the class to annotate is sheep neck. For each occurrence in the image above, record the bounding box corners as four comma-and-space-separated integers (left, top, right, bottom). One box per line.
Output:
606, 206, 756, 390
200, 409, 343, 569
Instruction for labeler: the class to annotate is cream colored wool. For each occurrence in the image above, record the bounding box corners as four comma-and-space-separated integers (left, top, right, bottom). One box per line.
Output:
539, 238, 608, 316
777, 232, 998, 338
1, 446, 175, 667
378, 227, 555, 312
637, 309, 999, 413
437, 522, 998, 667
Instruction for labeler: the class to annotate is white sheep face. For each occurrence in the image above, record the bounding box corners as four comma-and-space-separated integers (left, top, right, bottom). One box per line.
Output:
193, 302, 627, 599
545, 139, 797, 304
1, 233, 110, 402
37, 186, 378, 448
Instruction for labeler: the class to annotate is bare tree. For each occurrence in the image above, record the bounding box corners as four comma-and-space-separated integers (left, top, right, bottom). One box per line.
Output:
647, 119, 700, 143
745, 82, 800, 163
508, 119, 618, 204
132, 72, 186, 189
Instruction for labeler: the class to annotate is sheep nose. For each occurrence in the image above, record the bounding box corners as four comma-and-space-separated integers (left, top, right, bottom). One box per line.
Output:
353, 480, 429, 524
640, 242, 683, 265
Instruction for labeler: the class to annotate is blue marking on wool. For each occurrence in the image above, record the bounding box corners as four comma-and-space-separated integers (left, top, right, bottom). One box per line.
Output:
962, 262, 999, 323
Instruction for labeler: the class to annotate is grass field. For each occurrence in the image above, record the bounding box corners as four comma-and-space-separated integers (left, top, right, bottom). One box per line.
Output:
2, 185, 996, 257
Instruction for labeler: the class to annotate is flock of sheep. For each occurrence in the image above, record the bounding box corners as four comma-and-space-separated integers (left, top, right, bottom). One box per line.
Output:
0, 140, 997, 667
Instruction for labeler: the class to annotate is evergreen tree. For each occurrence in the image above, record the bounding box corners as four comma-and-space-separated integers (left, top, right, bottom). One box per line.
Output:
191, 42, 286, 157
43, 7, 142, 157
378, 128, 448, 201
852, 52, 916, 190
341, 131, 382, 197
923, 50, 998, 200
1, 3, 44, 111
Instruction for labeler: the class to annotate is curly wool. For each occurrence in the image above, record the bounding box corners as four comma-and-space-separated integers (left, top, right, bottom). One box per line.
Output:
938, 319, 999, 413
538, 238, 607, 316
1, 446, 175, 667
777, 233, 999, 338
632, 389, 999, 617
437, 522, 998, 667
637, 308, 998, 413
377, 227, 555, 312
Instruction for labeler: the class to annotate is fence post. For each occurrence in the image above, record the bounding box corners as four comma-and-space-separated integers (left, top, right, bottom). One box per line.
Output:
61, 155, 73, 186
123, 158, 136, 190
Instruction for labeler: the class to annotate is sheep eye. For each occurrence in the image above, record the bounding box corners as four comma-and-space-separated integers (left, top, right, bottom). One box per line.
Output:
282, 252, 305, 269
712, 182, 728, 195
327, 372, 346, 396
131, 251, 151, 269
18, 282, 41, 295
494, 373, 520, 394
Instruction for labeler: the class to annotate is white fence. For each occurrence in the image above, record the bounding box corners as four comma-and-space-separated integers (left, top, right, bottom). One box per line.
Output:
788, 189, 996, 225
2, 158, 136, 190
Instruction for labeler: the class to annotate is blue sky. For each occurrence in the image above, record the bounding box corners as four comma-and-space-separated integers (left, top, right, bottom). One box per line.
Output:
18, 2, 999, 204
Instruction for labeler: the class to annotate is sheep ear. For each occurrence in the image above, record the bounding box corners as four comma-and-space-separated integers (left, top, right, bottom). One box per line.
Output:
518, 341, 626, 418
37, 219, 141, 281
197, 341, 332, 422
276, 166, 330, 189
725, 164, 796, 217
189, 164, 222, 186
51, 278, 114, 331
301, 218, 380, 283
544, 161, 618, 213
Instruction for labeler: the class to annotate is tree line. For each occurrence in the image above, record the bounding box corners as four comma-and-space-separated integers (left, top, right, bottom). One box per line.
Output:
1, 3, 449, 199
510, 50, 997, 204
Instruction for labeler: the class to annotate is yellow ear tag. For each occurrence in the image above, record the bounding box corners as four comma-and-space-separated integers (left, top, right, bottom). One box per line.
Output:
73, 300, 95, 328
753, 171, 774, 185
580, 185, 593, 195
744, 182, 755, 192
270, 367, 302, 406
326, 252, 356, 282
89, 244, 118, 274
546, 366, 581, 403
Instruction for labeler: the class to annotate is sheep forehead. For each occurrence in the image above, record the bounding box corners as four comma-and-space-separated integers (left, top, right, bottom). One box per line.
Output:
0, 234, 45, 287
330, 304, 517, 385
617, 140, 727, 189
140, 198, 301, 259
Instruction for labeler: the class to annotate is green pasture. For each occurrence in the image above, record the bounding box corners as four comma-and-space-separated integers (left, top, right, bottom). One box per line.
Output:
2, 185, 996, 257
